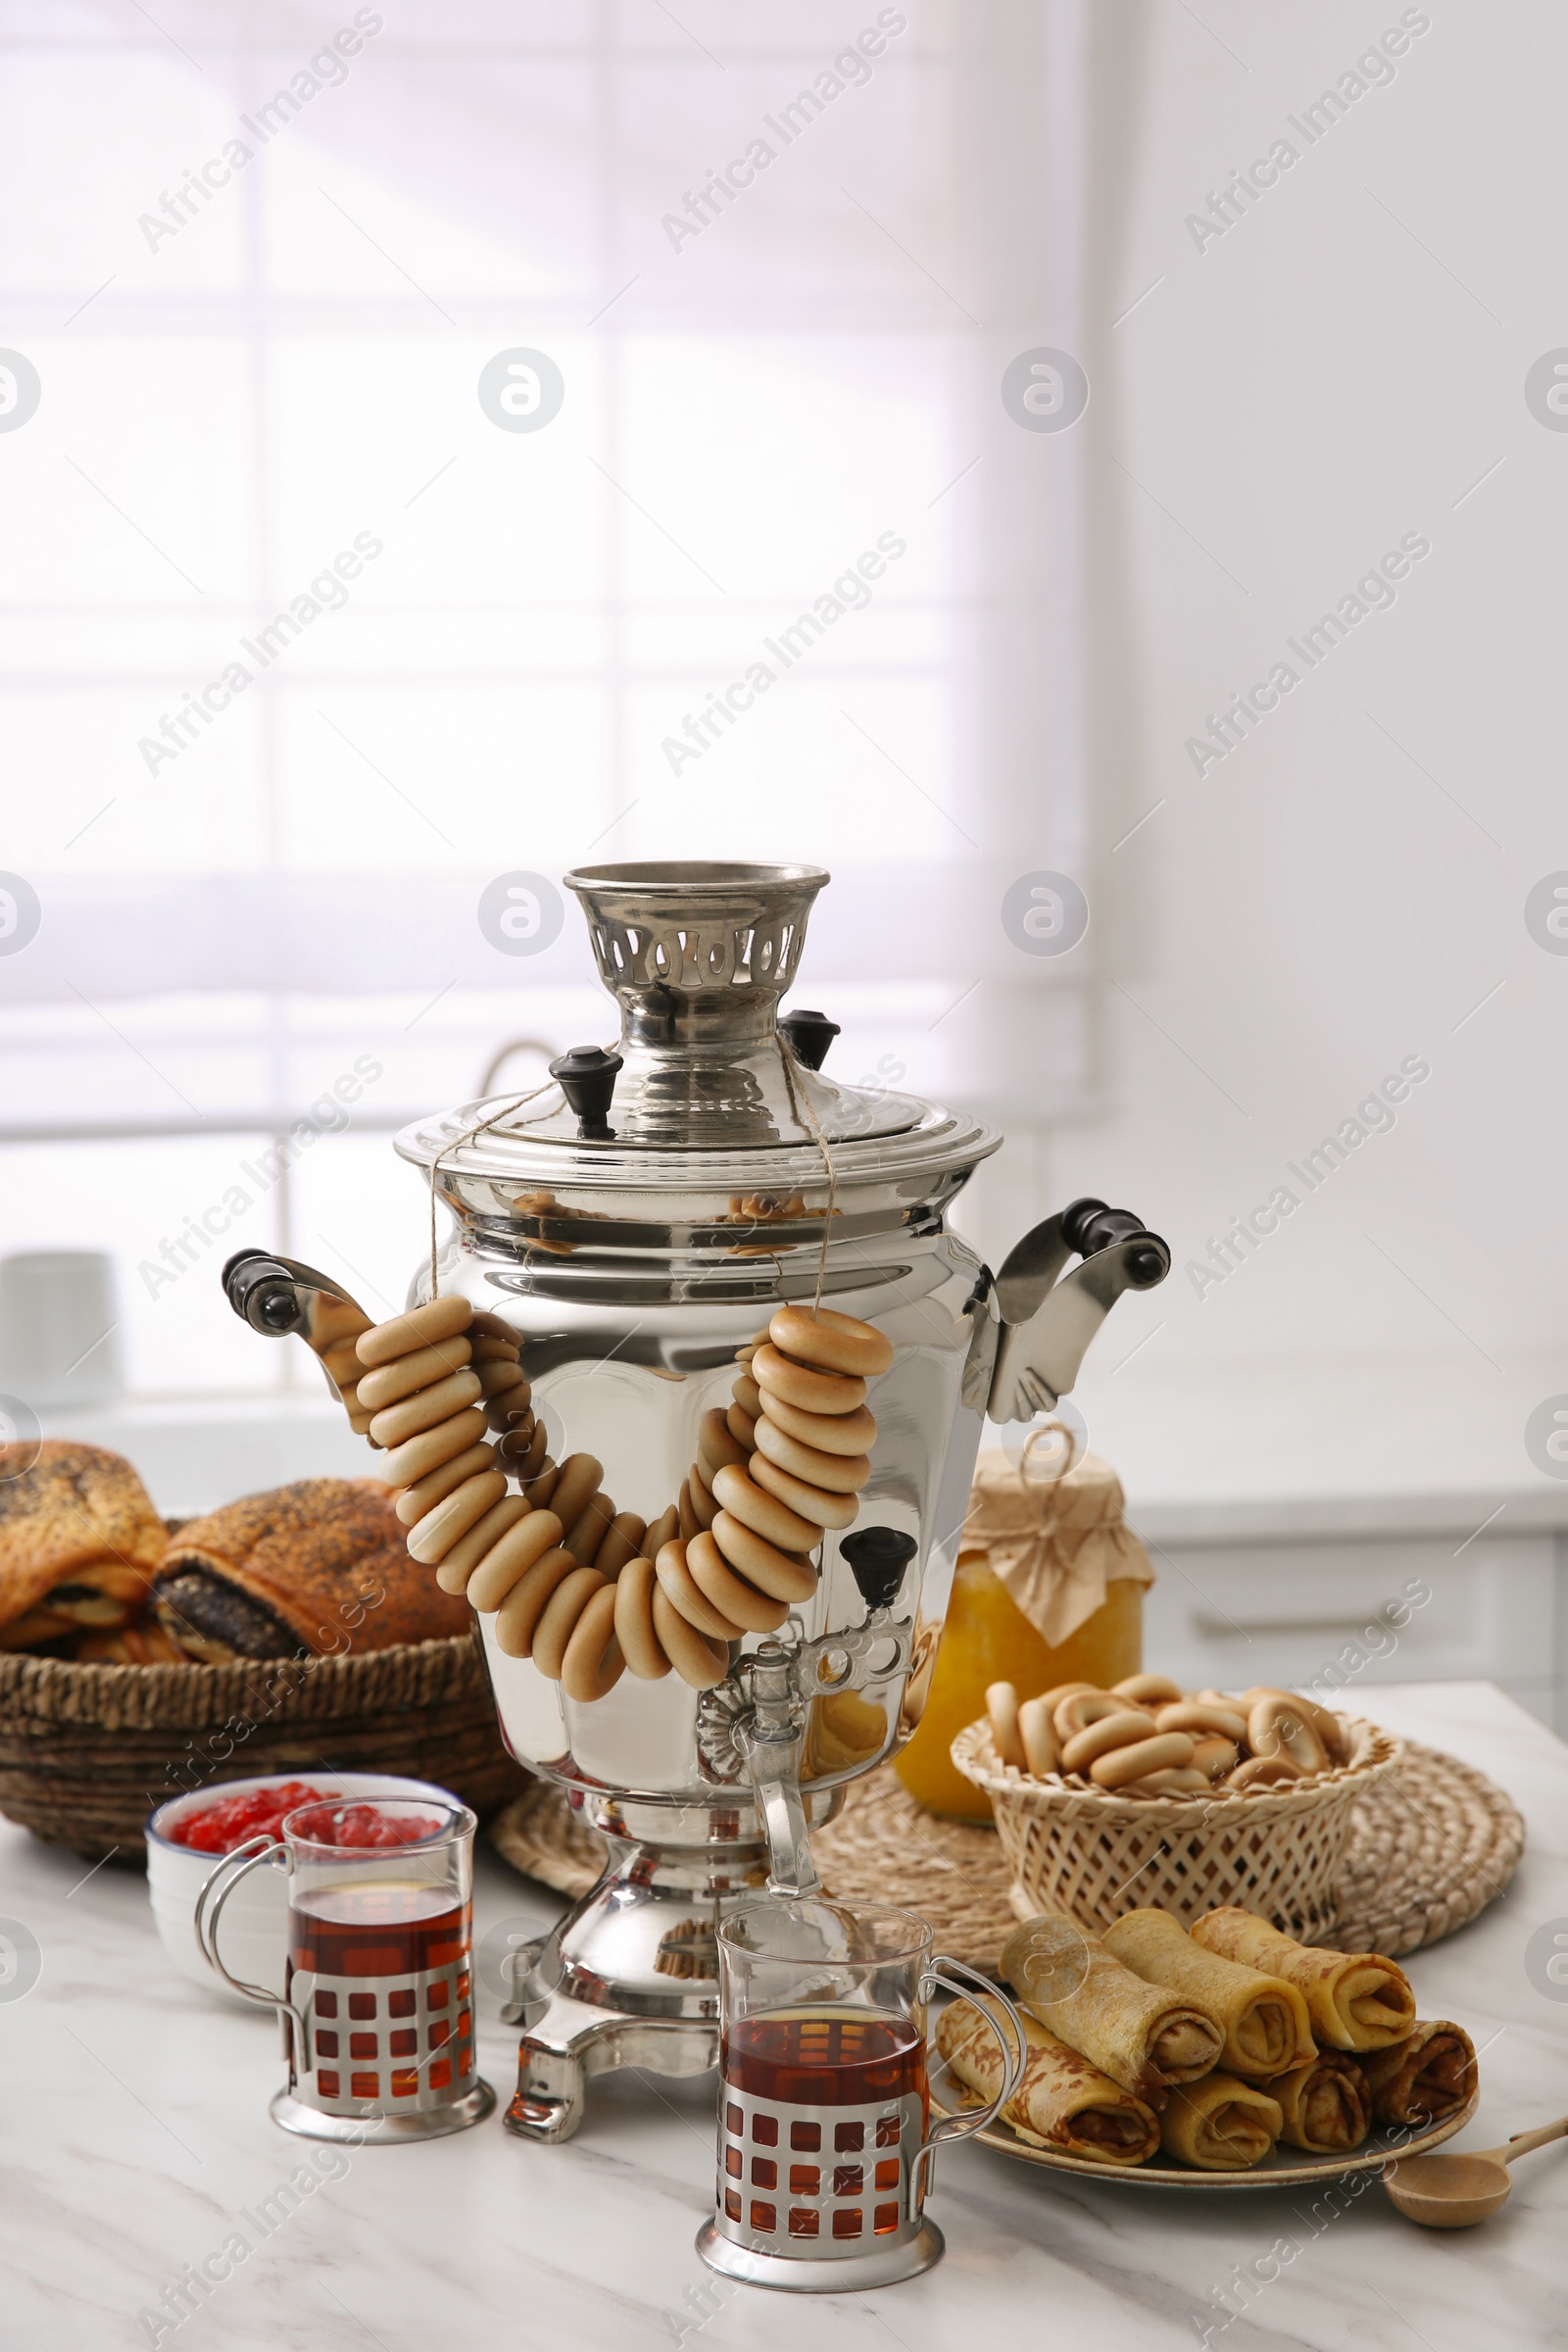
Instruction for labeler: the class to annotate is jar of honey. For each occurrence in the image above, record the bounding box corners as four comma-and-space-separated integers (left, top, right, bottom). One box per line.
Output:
896, 1449, 1152, 1820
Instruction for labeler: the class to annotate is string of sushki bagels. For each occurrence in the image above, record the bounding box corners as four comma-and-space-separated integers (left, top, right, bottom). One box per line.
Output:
331, 1039, 894, 1697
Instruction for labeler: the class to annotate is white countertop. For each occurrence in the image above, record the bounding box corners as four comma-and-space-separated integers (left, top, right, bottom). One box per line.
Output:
2, 1680, 1564, 2351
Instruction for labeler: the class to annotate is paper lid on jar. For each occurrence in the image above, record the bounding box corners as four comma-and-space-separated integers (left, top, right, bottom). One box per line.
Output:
960, 1449, 1154, 1649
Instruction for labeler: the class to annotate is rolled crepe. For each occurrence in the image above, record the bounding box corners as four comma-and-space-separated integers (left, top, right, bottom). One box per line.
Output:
1357, 2021, 1477, 2126
1102, 1908, 1315, 2081
1001, 1914, 1223, 2103
937, 1997, 1160, 2166
1160, 2073, 1283, 2171
1270, 2049, 1372, 2153
1189, 1907, 1416, 2050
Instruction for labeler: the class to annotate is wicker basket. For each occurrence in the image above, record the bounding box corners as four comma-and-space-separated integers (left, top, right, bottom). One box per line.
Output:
0, 1635, 526, 1861
950, 1714, 1402, 1941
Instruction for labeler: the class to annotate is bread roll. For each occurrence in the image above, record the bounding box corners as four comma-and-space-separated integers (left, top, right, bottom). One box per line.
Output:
937, 1998, 1160, 2166
1102, 1909, 1315, 2080
751, 1416, 870, 1494
0, 1442, 165, 1647
986, 1681, 1024, 1769
152, 1479, 470, 1658
1189, 1907, 1416, 2050
1355, 2021, 1477, 2126
1159, 2074, 1283, 2170
592, 1512, 647, 1577
74, 1615, 190, 1664
768, 1304, 892, 1378
431, 1494, 532, 1593
750, 1342, 867, 1416
1270, 2049, 1372, 2153
1000, 1914, 1223, 2101
466, 1511, 564, 1613
355, 1294, 471, 1366
354, 1338, 472, 1412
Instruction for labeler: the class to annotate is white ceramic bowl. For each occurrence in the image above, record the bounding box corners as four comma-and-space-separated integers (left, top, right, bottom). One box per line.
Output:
146, 1772, 461, 2009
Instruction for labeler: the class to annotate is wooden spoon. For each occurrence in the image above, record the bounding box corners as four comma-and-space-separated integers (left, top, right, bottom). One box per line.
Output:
1383, 2115, 1568, 2228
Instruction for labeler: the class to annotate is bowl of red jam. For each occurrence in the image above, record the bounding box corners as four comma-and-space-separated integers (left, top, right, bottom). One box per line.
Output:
167, 1779, 329, 1855
147, 1772, 460, 2004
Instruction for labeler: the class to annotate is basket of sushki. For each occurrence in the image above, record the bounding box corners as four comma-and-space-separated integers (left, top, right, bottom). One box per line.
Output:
929, 1449, 1402, 1940
952, 1674, 1402, 1944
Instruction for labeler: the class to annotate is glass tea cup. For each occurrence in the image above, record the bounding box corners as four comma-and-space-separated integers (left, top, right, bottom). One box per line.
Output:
699, 1897, 1023, 2292
194, 1794, 495, 2142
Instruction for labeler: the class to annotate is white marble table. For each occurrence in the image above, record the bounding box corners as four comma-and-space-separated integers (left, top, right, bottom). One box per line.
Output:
2, 1680, 1564, 2351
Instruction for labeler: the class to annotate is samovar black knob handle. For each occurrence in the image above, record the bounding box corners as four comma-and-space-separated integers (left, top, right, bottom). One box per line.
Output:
778, 1008, 840, 1071
840, 1526, 918, 1611
220, 1250, 306, 1334
1123, 1238, 1169, 1287
1061, 1198, 1168, 1287
549, 1045, 623, 1138
1059, 1198, 1110, 1253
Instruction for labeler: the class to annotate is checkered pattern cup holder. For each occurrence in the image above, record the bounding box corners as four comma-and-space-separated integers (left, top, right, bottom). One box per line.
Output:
697, 1898, 1024, 2293
195, 1795, 495, 2143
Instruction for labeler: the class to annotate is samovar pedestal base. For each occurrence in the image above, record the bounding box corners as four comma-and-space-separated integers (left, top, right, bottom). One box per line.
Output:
505, 1990, 719, 2144
500, 1798, 808, 2144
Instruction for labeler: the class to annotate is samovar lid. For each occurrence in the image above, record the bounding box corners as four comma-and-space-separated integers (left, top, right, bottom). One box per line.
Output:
394, 861, 999, 1196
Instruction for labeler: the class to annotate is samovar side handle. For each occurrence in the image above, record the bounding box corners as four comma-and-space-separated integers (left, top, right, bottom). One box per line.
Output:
987, 1201, 1170, 1424
220, 1251, 378, 1423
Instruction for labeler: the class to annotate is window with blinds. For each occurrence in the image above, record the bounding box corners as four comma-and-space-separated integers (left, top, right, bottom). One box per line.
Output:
0, 2, 1093, 1396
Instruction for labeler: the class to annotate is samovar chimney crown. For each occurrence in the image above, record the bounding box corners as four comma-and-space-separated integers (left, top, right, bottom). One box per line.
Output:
563, 860, 830, 1053
557, 860, 855, 1147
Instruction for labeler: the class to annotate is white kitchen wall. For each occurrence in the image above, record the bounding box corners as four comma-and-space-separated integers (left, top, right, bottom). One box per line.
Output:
949, 1, 1568, 1526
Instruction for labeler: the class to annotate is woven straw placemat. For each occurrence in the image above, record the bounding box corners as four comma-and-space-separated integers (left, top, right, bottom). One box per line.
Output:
1328, 1739, 1525, 1955
489, 1737, 1523, 1967
489, 1775, 612, 1899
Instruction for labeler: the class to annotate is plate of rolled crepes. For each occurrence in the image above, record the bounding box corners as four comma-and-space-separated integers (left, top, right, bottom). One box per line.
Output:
934, 1904, 1479, 2184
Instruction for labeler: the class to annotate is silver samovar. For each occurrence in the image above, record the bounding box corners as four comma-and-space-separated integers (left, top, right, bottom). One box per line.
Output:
222, 861, 1168, 2140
